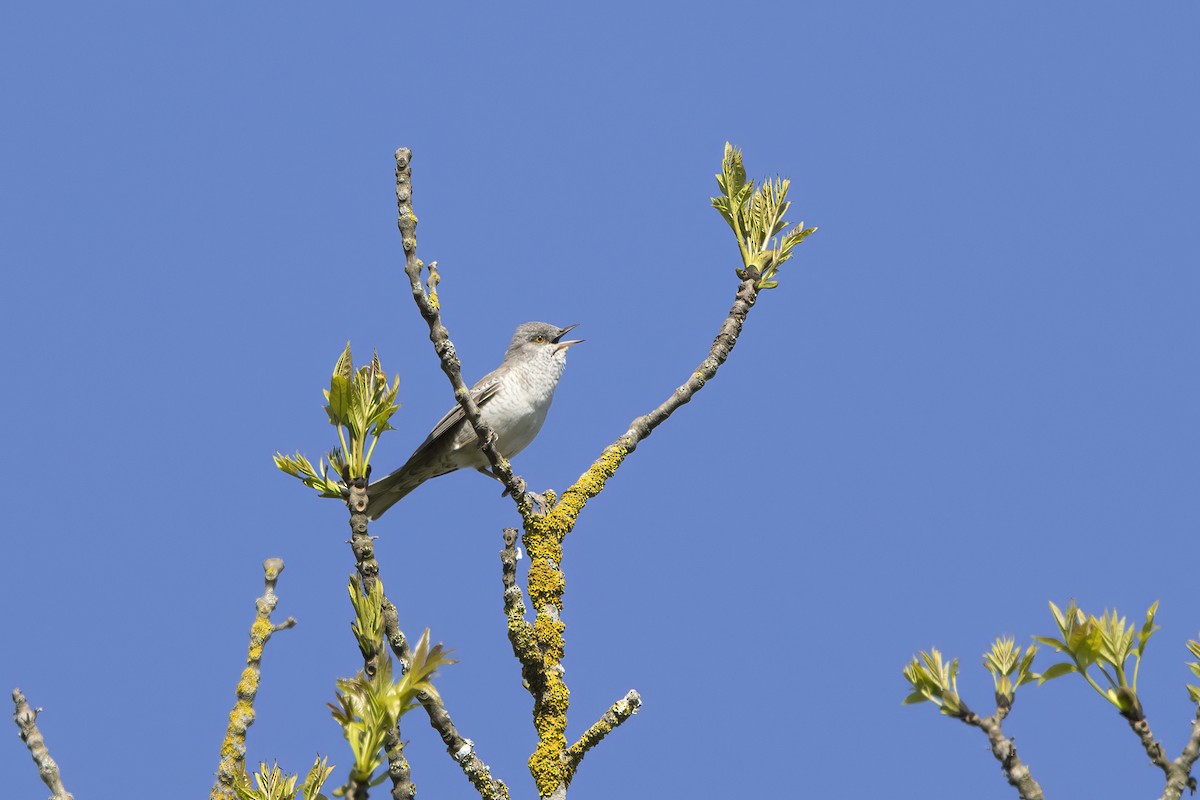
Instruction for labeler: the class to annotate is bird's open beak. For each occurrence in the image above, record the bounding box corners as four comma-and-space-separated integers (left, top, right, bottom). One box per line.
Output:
553, 324, 584, 350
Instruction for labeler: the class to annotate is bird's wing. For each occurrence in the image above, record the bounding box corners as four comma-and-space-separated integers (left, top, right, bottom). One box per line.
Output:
406, 376, 503, 462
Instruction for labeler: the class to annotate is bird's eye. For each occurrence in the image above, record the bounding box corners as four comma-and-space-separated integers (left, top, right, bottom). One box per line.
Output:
534, 335, 546, 343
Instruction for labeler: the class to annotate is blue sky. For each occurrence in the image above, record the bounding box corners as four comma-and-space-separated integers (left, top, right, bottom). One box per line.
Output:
3, 3, 1199, 799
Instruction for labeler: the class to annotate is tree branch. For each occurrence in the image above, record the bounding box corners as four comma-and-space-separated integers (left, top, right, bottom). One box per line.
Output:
533, 274, 760, 540
961, 708, 1044, 800
1172, 705, 1200, 799
500, 528, 543, 692
1125, 713, 1197, 800
393, 147, 536, 521
564, 690, 642, 784
210, 558, 297, 800
348, 478, 509, 800
393, 147, 763, 799
416, 689, 511, 800
12, 688, 74, 800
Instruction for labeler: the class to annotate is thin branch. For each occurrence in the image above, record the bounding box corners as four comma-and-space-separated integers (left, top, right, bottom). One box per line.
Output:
393, 147, 535, 521
349, 477, 509, 800
12, 688, 74, 800
961, 708, 1044, 800
210, 558, 297, 800
1125, 714, 1196, 800
1173, 705, 1200, 798
532, 274, 760, 540
500, 527, 542, 691
383, 599, 509, 800
417, 689, 511, 800
346, 478, 414, 800
564, 690, 642, 784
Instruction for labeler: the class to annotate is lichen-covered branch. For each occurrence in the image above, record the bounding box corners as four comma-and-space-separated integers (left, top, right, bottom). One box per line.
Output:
501, 528, 542, 691
12, 688, 74, 800
520, 509, 572, 800
534, 274, 760, 542
210, 558, 297, 800
960, 708, 1044, 800
564, 690, 642, 784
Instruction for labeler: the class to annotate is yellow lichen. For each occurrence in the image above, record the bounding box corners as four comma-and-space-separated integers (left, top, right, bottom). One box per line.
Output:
541, 445, 628, 537
528, 739, 565, 797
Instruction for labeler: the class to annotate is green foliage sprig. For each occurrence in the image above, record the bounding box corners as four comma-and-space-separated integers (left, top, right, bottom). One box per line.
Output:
982, 636, 1038, 710
348, 574, 386, 663
328, 629, 455, 788
710, 142, 817, 290
276, 343, 400, 495
234, 758, 333, 800
1187, 634, 1200, 704
903, 648, 967, 717
1033, 600, 1159, 719
904, 638, 1037, 717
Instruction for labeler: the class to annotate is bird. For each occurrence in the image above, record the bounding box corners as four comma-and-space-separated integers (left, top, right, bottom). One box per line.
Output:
366, 322, 583, 519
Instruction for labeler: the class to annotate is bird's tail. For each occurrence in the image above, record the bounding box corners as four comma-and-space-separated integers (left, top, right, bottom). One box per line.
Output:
365, 467, 424, 520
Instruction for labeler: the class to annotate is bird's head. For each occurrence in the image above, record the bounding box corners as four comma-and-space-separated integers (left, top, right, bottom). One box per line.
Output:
505, 322, 584, 362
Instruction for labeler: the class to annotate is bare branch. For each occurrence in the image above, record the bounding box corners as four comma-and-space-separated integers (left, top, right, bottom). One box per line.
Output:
12, 688, 74, 800
393, 147, 536, 521
210, 558, 295, 800
349, 478, 508, 800
1173, 706, 1200, 798
417, 690, 511, 800
961, 709, 1044, 800
1125, 714, 1197, 800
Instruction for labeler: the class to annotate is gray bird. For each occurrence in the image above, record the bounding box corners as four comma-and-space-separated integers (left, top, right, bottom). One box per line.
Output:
366, 322, 582, 519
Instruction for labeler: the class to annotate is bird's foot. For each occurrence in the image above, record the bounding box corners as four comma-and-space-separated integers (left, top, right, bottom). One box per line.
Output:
525, 489, 549, 514
496, 478, 548, 514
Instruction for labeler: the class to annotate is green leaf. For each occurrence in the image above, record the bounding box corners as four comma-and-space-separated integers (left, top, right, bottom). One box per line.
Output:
902, 691, 930, 705
1016, 645, 1039, 687
1188, 685, 1200, 704
325, 343, 355, 426
1136, 600, 1160, 657
1187, 637, 1200, 661
300, 758, 334, 800
1036, 662, 1077, 683
1049, 601, 1067, 634
1031, 635, 1068, 653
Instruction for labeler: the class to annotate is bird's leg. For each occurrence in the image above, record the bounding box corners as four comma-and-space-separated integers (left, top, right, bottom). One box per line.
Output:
475, 467, 548, 513
476, 465, 507, 488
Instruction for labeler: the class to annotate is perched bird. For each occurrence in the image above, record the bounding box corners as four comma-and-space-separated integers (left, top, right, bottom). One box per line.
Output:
366, 322, 582, 519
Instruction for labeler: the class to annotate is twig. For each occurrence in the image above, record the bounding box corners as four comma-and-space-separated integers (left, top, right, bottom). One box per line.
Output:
210, 558, 297, 800
564, 690, 642, 784
346, 478, 414, 800
393, 147, 535, 521
349, 476, 508, 800
1125, 713, 1197, 800
539, 274, 760, 535
960, 708, 1044, 800
12, 688, 74, 800
417, 689, 511, 800
1173, 705, 1200, 799
500, 528, 542, 692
